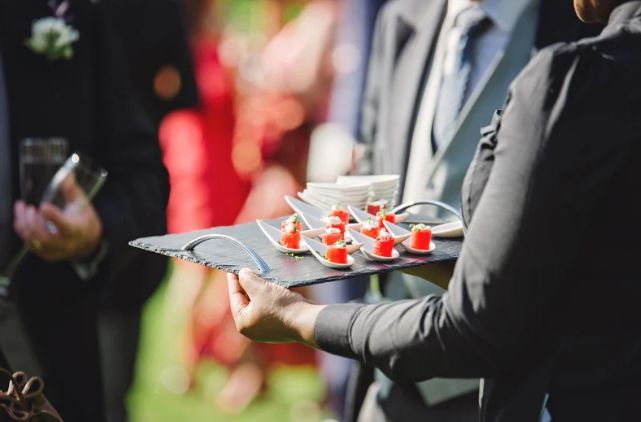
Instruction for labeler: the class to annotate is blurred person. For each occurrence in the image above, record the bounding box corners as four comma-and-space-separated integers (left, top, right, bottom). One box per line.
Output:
326, 0, 603, 420
231, 3, 340, 411
225, 3, 342, 412
158, 0, 329, 414
327, 0, 388, 137
310, 0, 388, 418
227, 1, 641, 420
102, 0, 199, 420
158, 0, 254, 411
0, 1, 169, 420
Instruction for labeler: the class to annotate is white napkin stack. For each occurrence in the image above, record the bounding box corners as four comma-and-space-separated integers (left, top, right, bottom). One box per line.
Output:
299, 175, 400, 210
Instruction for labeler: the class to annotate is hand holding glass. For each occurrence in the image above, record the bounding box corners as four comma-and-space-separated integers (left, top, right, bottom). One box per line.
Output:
1, 152, 107, 296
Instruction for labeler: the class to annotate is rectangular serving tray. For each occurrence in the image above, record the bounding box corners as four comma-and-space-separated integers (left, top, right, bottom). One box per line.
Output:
129, 219, 463, 288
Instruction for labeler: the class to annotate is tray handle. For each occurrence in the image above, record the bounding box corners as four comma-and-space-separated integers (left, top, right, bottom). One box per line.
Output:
392, 200, 463, 223
181, 234, 271, 274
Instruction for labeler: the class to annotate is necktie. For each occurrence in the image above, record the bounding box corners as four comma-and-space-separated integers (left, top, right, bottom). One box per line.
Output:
0, 48, 13, 272
432, 6, 490, 151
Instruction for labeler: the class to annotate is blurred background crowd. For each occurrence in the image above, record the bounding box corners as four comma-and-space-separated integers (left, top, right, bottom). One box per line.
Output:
2, 0, 387, 420
133, 0, 381, 420
0, 0, 610, 420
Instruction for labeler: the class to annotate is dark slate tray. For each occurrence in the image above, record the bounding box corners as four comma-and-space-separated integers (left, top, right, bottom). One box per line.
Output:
129, 220, 462, 288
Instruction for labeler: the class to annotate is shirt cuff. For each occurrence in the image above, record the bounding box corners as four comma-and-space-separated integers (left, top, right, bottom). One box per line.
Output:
72, 240, 109, 281
314, 303, 364, 358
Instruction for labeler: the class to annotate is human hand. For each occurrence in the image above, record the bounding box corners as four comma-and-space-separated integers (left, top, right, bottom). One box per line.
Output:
13, 176, 102, 262
227, 268, 325, 346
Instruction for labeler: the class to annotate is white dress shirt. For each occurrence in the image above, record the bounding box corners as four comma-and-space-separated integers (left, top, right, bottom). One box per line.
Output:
402, 0, 533, 203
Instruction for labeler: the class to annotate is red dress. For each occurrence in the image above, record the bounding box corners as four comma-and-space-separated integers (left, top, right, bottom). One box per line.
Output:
159, 37, 315, 369
160, 38, 249, 233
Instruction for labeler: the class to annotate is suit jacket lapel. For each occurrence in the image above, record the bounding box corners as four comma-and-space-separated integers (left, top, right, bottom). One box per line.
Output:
433, 44, 508, 160
421, 1, 540, 206
383, 0, 445, 184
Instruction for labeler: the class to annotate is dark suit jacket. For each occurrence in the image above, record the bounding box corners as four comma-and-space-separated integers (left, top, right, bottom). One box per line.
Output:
101, 0, 199, 309
0, 1, 168, 419
111, 0, 199, 127
316, 1, 641, 421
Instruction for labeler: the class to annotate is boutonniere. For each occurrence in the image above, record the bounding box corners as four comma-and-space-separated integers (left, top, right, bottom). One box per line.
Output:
25, 1, 79, 61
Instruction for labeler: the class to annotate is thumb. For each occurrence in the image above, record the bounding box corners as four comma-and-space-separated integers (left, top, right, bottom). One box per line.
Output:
227, 272, 249, 319
237, 268, 266, 297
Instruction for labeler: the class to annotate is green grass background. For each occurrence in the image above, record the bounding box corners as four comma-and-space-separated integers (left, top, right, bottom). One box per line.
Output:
127, 269, 327, 422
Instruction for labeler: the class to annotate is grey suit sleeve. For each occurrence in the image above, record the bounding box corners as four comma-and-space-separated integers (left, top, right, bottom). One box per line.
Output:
315, 45, 635, 382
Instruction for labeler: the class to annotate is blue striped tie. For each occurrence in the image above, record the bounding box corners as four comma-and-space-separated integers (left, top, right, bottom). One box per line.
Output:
432, 6, 489, 152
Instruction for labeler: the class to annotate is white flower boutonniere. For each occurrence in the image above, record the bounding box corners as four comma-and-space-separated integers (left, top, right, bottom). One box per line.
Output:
26, 16, 79, 61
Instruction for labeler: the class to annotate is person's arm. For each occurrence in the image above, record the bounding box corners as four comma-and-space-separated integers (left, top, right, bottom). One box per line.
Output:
228, 45, 635, 382
313, 46, 635, 381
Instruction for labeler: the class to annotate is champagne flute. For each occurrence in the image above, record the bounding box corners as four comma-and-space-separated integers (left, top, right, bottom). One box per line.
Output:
1, 138, 68, 297
19, 138, 69, 205
0, 151, 108, 298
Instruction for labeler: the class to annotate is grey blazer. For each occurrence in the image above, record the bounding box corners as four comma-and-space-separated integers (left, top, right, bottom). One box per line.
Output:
359, 0, 600, 208
317, 2, 641, 420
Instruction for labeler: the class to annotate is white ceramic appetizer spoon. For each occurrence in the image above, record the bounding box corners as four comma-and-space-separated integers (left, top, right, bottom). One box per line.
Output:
300, 230, 363, 254
256, 220, 308, 254
347, 205, 372, 223
431, 220, 464, 238
382, 221, 435, 255
301, 235, 354, 269
284, 195, 327, 220
302, 214, 362, 241
380, 220, 412, 245
347, 229, 400, 262
347, 205, 409, 224
402, 241, 436, 255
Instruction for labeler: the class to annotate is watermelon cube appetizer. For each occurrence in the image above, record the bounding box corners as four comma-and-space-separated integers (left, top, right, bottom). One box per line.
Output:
321, 227, 343, 246
373, 229, 394, 257
280, 214, 302, 249
326, 241, 348, 264
376, 210, 396, 228
360, 217, 380, 239
329, 204, 350, 225
410, 224, 432, 250
367, 199, 388, 216
325, 215, 346, 238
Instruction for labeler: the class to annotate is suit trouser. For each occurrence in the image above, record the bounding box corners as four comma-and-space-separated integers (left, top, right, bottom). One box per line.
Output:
357, 381, 479, 422
0, 346, 11, 385
344, 273, 480, 421
99, 308, 141, 422
14, 266, 105, 422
